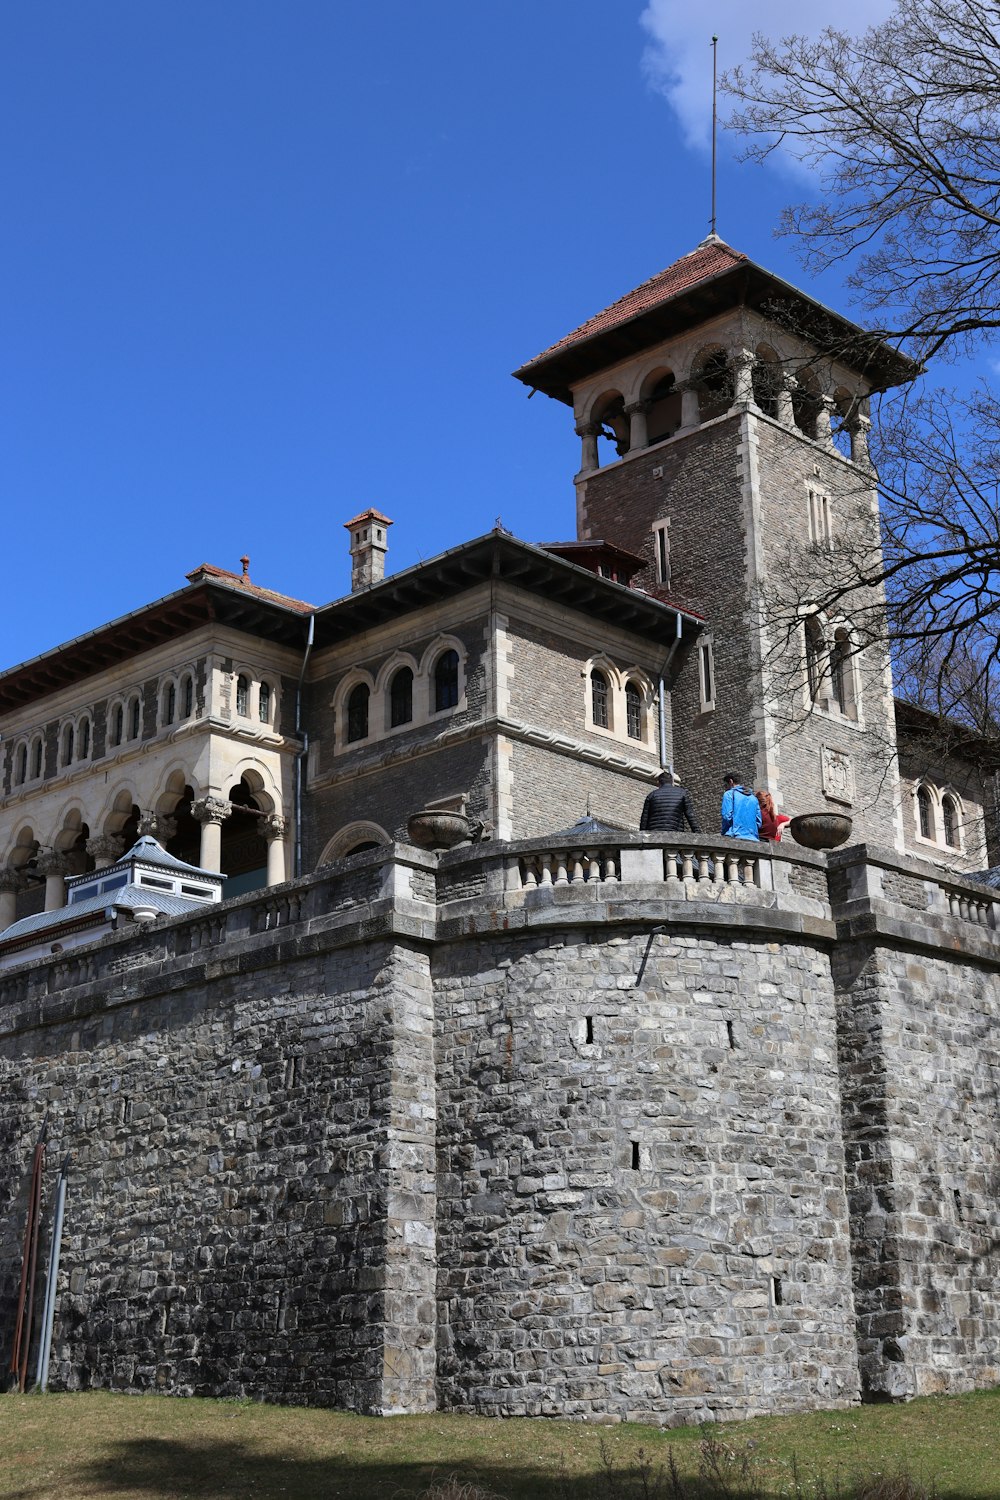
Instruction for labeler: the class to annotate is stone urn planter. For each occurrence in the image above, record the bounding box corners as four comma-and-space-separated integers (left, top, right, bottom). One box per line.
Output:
406, 809, 472, 851
788, 812, 853, 850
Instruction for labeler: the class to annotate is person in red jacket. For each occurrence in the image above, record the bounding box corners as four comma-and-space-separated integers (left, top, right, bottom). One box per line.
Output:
757, 789, 790, 842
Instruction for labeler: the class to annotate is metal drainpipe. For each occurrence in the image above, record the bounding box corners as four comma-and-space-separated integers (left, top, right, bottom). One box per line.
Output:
658, 611, 684, 770
294, 615, 315, 879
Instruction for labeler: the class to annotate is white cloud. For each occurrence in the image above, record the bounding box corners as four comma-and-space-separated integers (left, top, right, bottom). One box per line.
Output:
640, 0, 896, 151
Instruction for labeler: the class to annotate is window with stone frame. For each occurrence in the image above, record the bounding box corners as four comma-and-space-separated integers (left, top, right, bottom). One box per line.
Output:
61, 723, 74, 766
128, 696, 141, 741
79, 716, 91, 759
591, 668, 610, 730
917, 785, 934, 840
347, 682, 370, 743
433, 650, 460, 713
258, 681, 271, 723
162, 682, 176, 726
804, 616, 825, 704
236, 675, 250, 717
625, 680, 643, 740
31, 737, 43, 779
942, 793, 959, 848
14, 742, 27, 786
181, 674, 195, 719
390, 666, 414, 727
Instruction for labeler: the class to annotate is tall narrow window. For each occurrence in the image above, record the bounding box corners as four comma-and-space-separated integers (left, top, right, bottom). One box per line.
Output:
258, 682, 271, 723
653, 521, 670, 586
163, 682, 176, 726
79, 717, 91, 759
699, 639, 715, 712
181, 675, 194, 718
14, 744, 27, 785
434, 650, 460, 712
62, 724, 74, 766
236, 675, 249, 717
129, 697, 141, 741
390, 667, 413, 727
625, 681, 642, 740
830, 628, 854, 717
31, 738, 43, 778
591, 669, 609, 729
917, 786, 933, 840
347, 683, 370, 743
804, 617, 824, 703
111, 704, 124, 747
808, 489, 831, 546
942, 795, 959, 847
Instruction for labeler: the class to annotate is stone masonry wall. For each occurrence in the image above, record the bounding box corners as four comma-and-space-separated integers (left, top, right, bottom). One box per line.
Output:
434, 924, 859, 1423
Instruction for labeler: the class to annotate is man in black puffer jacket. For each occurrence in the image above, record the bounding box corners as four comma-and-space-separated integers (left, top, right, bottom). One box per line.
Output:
639, 770, 700, 833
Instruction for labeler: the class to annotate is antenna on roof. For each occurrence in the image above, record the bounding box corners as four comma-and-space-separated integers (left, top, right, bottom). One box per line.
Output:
710, 36, 719, 239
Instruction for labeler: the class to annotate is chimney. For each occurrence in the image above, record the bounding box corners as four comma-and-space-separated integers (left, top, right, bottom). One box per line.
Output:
345, 509, 393, 591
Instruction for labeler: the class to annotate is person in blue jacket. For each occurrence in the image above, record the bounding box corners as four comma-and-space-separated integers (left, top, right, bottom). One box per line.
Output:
721, 772, 763, 839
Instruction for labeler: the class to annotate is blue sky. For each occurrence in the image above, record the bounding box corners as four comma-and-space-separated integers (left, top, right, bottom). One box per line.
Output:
4, 0, 899, 668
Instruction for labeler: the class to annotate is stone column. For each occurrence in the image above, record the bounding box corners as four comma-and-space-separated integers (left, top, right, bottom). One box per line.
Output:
574, 421, 600, 473
849, 413, 873, 467
817, 394, 837, 446
36, 851, 70, 913
678, 384, 701, 430
263, 814, 289, 887
731, 348, 756, 407
0, 869, 25, 931
191, 797, 232, 872
86, 834, 125, 870
137, 811, 178, 844
625, 400, 650, 452
777, 375, 797, 427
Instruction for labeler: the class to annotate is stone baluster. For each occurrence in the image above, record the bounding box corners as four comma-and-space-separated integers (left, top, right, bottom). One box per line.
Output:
698, 852, 711, 882
191, 797, 232, 873
36, 851, 71, 913
85, 834, 125, 870
538, 853, 553, 887
0, 869, 25, 931
678, 384, 701, 431
603, 852, 618, 882
554, 853, 569, 887
571, 852, 585, 884
521, 859, 537, 890
816, 394, 837, 447
587, 853, 601, 883
731, 348, 756, 407
743, 857, 756, 887
726, 852, 740, 884
849, 413, 872, 467
262, 814, 289, 886
625, 399, 650, 452
664, 850, 680, 883
575, 421, 601, 474
681, 851, 694, 881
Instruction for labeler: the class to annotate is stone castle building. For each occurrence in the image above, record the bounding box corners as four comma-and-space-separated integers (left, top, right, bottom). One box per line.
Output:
1, 239, 998, 1422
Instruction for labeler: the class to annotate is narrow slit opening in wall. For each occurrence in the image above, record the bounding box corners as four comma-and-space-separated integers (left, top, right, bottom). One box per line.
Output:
631, 1141, 640, 1170
771, 1275, 783, 1307
285, 1055, 304, 1089
161, 1303, 170, 1336
585, 1016, 594, 1044
275, 1291, 287, 1332
726, 1019, 735, 1050
121, 1097, 132, 1125
953, 1188, 964, 1222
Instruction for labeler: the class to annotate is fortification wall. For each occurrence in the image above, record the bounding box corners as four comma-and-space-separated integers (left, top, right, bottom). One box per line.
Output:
1, 835, 999, 1423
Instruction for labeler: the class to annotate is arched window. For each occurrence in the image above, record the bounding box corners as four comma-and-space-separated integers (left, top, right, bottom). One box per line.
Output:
181, 675, 194, 719
644, 372, 681, 445
14, 743, 27, 786
347, 683, 370, 743
128, 697, 141, 741
591, 669, 610, 729
258, 682, 271, 723
236, 675, 249, 717
917, 786, 934, 840
804, 617, 825, 703
31, 738, 43, 779
162, 682, 176, 726
625, 681, 642, 740
593, 392, 629, 461
792, 372, 823, 439
942, 795, 959, 847
830, 628, 855, 718
434, 650, 460, 712
752, 349, 781, 418
390, 667, 413, 727
110, 704, 123, 747
79, 717, 91, 760
61, 723, 74, 766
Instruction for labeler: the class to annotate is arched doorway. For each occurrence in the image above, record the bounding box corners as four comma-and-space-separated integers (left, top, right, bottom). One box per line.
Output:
220, 777, 269, 896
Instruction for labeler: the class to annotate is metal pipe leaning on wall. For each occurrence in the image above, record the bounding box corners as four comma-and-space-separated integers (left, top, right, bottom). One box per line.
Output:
36, 1153, 70, 1393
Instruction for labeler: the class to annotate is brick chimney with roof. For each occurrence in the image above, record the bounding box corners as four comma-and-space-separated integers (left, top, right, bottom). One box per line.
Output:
345, 509, 393, 592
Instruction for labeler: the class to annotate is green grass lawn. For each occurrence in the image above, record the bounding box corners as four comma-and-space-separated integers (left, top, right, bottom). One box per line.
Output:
0, 1388, 997, 1500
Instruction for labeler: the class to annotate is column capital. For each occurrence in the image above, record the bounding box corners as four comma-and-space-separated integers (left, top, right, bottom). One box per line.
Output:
0, 867, 27, 895
191, 796, 232, 827
86, 834, 125, 865
36, 850, 71, 879
137, 811, 178, 842
262, 813, 289, 841
574, 419, 602, 438
624, 398, 652, 417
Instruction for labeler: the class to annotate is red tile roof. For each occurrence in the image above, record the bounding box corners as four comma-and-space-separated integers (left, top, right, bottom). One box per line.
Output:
521, 238, 748, 370
185, 563, 315, 614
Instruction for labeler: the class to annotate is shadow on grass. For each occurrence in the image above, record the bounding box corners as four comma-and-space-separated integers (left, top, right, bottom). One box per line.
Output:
11, 1432, 968, 1500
